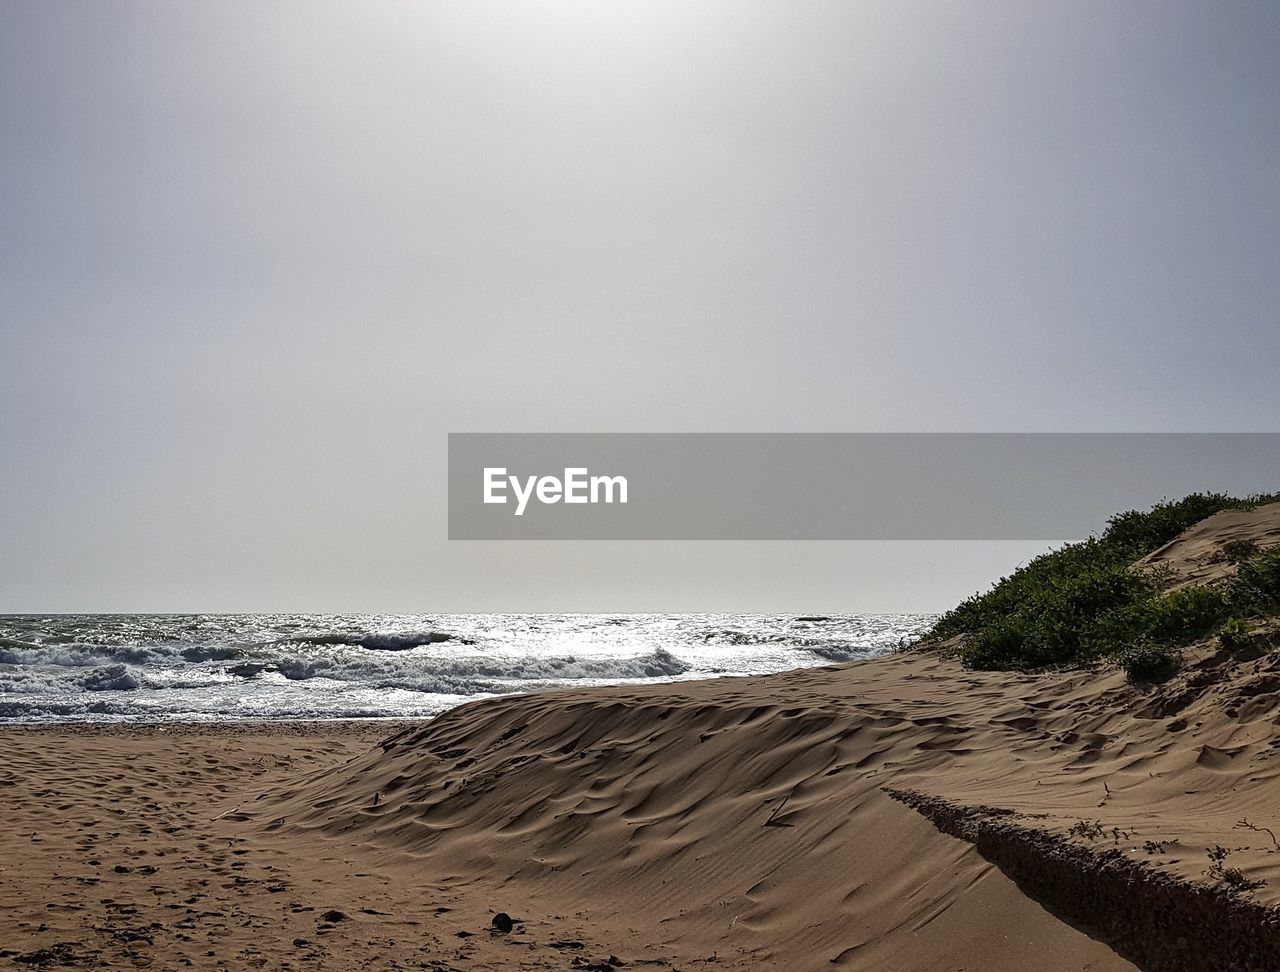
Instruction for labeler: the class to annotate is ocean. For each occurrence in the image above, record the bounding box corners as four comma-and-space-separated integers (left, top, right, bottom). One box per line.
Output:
0, 613, 937, 723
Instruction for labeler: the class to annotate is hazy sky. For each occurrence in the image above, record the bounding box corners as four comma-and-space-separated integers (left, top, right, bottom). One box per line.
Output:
2, 2, 1279, 612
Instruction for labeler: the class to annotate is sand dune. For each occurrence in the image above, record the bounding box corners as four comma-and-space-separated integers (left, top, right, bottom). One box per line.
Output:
6, 640, 1280, 969
238, 636, 1277, 971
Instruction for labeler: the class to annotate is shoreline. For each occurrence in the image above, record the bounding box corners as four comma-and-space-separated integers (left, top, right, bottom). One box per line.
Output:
5, 636, 1280, 969
0, 717, 431, 733
0, 613, 934, 725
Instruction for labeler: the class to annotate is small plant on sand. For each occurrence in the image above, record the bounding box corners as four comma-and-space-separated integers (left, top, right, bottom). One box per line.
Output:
1221, 539, 1261, 563
1115, 642, 1179, 683
1236, 818, 1280, 850
1206, 846, 1266, 895
1218, 617, 1254, 650
1068, 819, 1107, 841
1066, 820, 1129, 843
1142, 839, 1170, 855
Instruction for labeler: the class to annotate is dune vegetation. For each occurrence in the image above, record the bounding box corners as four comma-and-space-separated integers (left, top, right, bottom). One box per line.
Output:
927, 493, 1280, 677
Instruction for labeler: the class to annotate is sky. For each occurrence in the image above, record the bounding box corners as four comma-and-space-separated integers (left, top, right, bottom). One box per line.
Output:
2, 1, 1279, 612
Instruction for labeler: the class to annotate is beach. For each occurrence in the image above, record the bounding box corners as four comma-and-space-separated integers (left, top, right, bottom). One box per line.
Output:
7, 1, 1279, 967
7, 503, 1280, 970
5, 640, 1279, 970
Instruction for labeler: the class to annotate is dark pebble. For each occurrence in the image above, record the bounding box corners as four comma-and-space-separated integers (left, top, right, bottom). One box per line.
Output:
491, 912, 514, 933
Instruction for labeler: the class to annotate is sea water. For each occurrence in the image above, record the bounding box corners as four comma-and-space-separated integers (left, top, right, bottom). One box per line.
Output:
0, 613, 936, 723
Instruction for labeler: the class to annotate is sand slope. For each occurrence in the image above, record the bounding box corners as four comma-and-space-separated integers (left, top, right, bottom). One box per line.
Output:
251, 658, 1155, 971
1135, 499, 1280, 588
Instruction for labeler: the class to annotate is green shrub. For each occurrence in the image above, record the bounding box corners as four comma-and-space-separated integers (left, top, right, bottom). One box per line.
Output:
1218, 617, 1253, 650
959, 617, 1032, 670
1222, 539, 1261, 563
1144, 586, 1232, 643
1116, 642, 1179, 682
934, 539, 1141, 643
947, 555, 1158, 671
1102, 493, 1278, 552
1231, 548, 1280, 610
928, 492, 1280, 672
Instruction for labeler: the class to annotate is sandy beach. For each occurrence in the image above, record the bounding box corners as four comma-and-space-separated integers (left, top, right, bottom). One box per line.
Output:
4, 635, 1279, 970
6, 504, 1280, 970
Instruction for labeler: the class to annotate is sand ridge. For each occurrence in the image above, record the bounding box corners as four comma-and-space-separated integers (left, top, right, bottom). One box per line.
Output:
247, 655, 1155, 970
246, 638, 1280, 969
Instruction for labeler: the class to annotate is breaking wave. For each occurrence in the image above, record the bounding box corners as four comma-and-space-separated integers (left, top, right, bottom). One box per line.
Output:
0, 613, 937, 723
286, 630, 470, 651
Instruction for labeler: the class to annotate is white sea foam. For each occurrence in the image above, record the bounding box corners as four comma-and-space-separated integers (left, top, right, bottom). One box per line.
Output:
0, 613, 937, 723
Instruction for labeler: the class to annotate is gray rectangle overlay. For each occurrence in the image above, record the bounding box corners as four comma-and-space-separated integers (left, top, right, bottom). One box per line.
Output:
448, 433, 1280, 541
